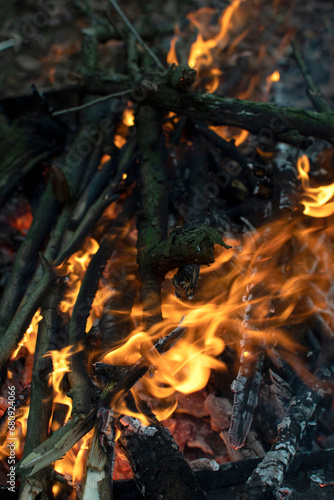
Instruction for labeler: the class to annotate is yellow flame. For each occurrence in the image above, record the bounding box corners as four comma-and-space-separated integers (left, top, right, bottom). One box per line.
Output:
0, 406, 30, 460
185, 0, 245, 92
54, 429, 93, 489
59, 238, 99, 317
122, 109, 135, 127
46, 345, 76, 425
268, 70, 280, 83
11, 310, 42, 359
72, 431, 93, 484
298, 155, 334, 217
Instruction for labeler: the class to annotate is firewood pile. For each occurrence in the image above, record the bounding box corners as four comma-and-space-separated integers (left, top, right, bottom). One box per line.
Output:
0, 0, 334, 499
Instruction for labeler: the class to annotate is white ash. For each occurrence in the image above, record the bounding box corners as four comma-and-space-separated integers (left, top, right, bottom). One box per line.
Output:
189, 458, 220, 471
310, 472, 325, 484
120, 416, 157, 436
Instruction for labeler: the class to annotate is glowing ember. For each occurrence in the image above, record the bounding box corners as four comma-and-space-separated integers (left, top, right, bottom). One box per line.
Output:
9, 211, 33, 236
114, 134, 127, 149
98, 154, 111, 169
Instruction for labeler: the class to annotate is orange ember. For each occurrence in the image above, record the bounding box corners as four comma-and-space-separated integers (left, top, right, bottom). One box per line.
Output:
9, 211, 33, 236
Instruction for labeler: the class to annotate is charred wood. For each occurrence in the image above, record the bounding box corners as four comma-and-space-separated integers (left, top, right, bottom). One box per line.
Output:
194, 121, 257, 190
141, 222, 230, 277
246, 362, 334, 498
229, 222, 283, 449
117, 402, 206, 500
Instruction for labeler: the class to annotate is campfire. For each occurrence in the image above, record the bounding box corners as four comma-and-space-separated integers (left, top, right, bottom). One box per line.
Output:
1, 0, 334, 498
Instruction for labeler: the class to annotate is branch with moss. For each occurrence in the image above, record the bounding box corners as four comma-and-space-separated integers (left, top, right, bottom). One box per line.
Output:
136, 105, 167, 329
144, 222, 231, 276
81, 77, 334, 146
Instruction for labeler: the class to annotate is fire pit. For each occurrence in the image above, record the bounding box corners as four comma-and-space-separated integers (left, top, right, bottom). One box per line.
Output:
0, 0, 334, 499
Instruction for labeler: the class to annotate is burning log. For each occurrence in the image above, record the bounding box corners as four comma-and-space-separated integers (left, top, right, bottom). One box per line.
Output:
0, 387, 30, 449
117, 406, 206, 500
229, 222, 279, 449
19, 283, 63, 499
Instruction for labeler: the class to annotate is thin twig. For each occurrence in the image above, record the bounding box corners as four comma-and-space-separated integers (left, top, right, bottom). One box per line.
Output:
0, 39, 16, 52
291, 41, 331, 114
52, 90, 131, 116
108, 0, 165, 71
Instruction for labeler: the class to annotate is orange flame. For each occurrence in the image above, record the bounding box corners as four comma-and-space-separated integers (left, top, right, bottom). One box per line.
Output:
98, 205, 334, 427
209, 125, 249, 146
0, 405, 30, 461
264, 70, 280, 98
113, 108, 135, 148
98, 154, 111, 170
114, 135, 127, 149
298, 155, 334, 217
167, 35, 179, 65
185, 0, 246, 92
